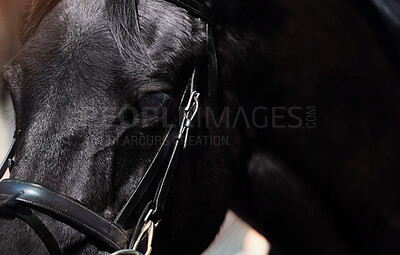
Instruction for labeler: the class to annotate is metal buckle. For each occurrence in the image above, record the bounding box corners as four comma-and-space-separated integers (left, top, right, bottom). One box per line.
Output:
110, 249, 143, 255
111, 213, 155, 255
131, 220, 155, 255
184, 91, 200, 123
178, 91, 200, 148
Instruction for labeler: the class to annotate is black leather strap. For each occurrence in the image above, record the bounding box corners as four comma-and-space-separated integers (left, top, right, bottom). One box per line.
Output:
115, 79, 193, 226
125, 126, 186, 250
206, 24, 219, 113
150, 136, 184, 221
165, 0, 215, 24
116, 0, 219, 236
14, 206, 62, 255
114, 126, 178, 226
0, 179, 129, 251
163, 0, 219, 112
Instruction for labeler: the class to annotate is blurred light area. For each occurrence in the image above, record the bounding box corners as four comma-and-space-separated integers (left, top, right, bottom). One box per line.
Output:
203, 211, 270, 255
240, 229, 270, 255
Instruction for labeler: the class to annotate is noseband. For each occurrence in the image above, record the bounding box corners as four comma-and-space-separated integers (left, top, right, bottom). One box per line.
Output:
0, 1, 218, 254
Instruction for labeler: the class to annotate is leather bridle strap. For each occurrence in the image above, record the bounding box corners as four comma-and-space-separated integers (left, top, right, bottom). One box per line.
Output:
112, 71, 201, 254
165, 0, 219, 111
114, 125, 178, 226
0, 190, 62, 255
165, 0, 215, 24
115, 71, 199, 226
125, 90, 200, 252
150, 133, 184, 221
0, 179, 130, 251
14, 205, 62, 255
206, 23, 219, 112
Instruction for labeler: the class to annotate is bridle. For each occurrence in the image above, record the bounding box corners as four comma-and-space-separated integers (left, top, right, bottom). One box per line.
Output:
0, 0, 218, 254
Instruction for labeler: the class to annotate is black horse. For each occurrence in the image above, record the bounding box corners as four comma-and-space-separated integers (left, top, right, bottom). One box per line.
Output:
1, 0, 400, 254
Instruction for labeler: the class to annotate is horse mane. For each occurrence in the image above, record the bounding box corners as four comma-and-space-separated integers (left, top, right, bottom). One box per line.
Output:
20, 0, 61, 44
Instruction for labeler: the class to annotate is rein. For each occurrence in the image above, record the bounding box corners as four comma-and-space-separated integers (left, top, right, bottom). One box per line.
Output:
0, 0, 218, 254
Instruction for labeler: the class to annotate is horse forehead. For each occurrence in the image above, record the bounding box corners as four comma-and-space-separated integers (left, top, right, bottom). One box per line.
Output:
50, 0, 199, 52
21, 0, 116, 75
52, 0, 109, 44
55, 0, 190, 41
58, 0, 106, 27
14, 2, 118, 126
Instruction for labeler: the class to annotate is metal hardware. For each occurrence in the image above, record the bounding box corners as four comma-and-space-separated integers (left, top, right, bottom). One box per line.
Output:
110, 249, 143, 255
179, 91, 200, 148
132, 220, 155, 255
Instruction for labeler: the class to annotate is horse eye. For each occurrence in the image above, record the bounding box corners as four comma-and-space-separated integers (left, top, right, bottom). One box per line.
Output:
137, 92, 170, 118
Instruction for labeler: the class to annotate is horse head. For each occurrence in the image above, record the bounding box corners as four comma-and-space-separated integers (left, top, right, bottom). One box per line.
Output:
0, 0, 236, 254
